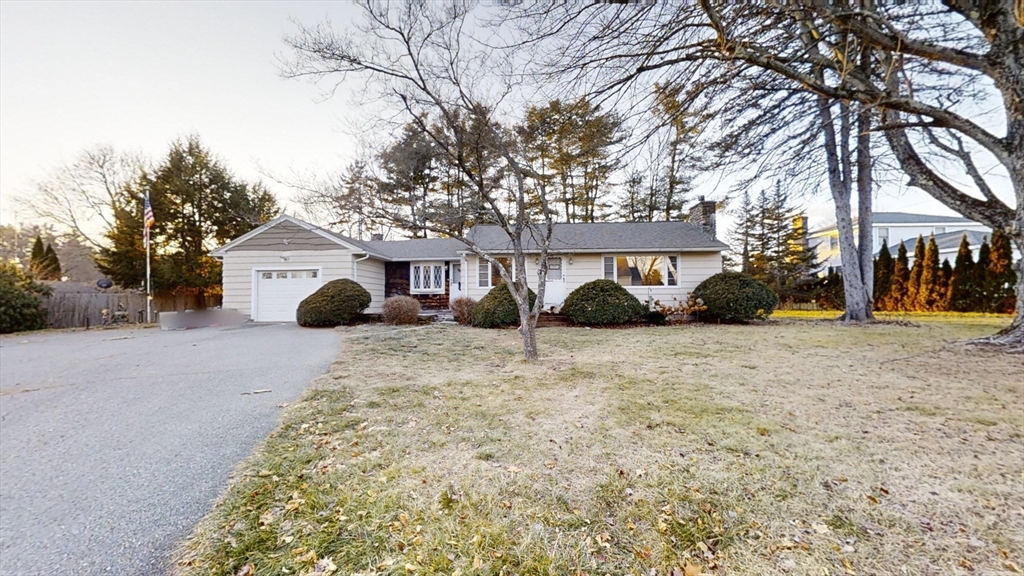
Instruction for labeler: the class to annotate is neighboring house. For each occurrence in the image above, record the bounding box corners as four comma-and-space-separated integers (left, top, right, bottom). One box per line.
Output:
210, 201, 727, 322
809, 212, 991, 271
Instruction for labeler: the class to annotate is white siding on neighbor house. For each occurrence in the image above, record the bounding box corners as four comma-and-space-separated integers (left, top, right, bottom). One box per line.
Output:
221, 250, 354, 319
353, 257, 386, 313
463, 252, 722, 307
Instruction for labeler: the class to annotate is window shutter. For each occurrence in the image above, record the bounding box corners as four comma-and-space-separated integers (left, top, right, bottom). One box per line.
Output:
479, 259, 489, 288
603, 257, 614, 280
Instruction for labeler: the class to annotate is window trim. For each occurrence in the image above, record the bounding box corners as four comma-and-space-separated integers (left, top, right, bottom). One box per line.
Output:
602, 254, 679, 287
410, 261, 446, 294
479, 256, 515, 288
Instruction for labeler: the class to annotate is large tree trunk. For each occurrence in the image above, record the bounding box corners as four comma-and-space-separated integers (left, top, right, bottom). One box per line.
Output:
819, 97, 872, 322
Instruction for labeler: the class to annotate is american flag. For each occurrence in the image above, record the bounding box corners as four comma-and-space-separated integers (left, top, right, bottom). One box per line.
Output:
143, 195, 155, 247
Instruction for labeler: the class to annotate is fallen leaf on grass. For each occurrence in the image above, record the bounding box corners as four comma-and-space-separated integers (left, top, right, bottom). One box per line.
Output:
811, 522, 830, 534
236, 564, 255, 576
301, 557, 337, 576
684, 560, 703, 576
1005, 561, 1022, 574
241, 389, 272, 395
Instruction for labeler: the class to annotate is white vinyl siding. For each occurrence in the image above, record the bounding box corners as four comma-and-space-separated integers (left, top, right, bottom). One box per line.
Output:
465, 252, 722, 305
221, 250, 388, 317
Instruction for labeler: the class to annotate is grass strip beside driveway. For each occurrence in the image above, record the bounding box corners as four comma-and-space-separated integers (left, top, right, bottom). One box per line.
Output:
176, 320, 1023, 576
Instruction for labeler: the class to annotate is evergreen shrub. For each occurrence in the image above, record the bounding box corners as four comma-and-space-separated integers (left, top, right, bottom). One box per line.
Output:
296, 279, 371, 327
0, 262, 51, 334
693, 272, 778, 322
470, 284, 535, 328
561, 279, 646, 326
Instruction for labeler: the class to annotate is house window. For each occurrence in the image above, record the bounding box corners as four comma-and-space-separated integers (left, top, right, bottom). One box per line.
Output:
261, 272, 273, 280
604, 255, 679, 287
479, 257, 512, 288
877, 227, 889, 244
546, 257, 562, 281
411, 262, 445, 293
829, 236, 838, 250
276, 272, 288, 279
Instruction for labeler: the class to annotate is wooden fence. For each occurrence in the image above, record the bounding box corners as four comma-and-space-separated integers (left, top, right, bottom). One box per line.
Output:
42, 290, 223, 329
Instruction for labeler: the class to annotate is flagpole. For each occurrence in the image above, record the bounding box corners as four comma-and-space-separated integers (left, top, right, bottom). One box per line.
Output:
146, 228, 151, 324
144, 193, 153, 324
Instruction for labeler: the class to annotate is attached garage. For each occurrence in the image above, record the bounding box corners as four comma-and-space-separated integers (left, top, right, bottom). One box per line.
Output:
252, 269, 322, 322
210, 216, 389, 321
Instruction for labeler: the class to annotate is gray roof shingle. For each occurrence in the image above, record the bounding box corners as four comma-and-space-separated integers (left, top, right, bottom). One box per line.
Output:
871, 212, 975, 225
465, 221, 727, 253
332, 221, 726, 261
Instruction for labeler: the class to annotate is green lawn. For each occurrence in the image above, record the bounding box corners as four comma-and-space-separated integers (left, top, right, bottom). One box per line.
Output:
175, 319, 1023, 576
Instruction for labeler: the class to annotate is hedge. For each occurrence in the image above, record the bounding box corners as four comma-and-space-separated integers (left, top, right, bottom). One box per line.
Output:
296, 279, 372, 327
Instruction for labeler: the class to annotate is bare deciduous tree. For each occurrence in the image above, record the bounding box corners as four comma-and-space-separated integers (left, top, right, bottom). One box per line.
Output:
18, 146, 146, 249
510, 1, 1023, 345
283, 0, 557, 360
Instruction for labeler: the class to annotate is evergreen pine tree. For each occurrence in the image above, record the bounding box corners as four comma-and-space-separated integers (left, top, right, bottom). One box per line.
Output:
973, 238, 991, 312
916, 236, 941, 311
886, 242, 910, 312
938, 258, 953, 312
988, 229, 1017, 314
905, 235, 926, 311
29, 236, 45, 277
40, 244, 62, 281
874, 238, 894, 310
948, 235, 976, 312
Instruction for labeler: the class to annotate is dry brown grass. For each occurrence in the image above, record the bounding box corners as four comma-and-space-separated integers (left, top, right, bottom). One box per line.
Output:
175, 318, 1024, 576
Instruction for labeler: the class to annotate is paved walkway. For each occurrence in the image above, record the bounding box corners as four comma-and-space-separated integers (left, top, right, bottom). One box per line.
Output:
0, 323, 338, 575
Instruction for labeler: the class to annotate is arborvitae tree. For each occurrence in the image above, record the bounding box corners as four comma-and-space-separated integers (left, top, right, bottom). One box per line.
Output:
905, 235, 926, 311
874, 238, 894, 309
29, 236, 45, 277
973, 238, 991, 312
916, 236, 941, 312
938, 258, 954, 312
41, 244, 62, 281
885, 242, 910, 312
947, 235, 976, 312
988, 230, 1017, 314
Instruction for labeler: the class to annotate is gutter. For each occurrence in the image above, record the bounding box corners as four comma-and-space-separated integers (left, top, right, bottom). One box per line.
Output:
353, 253, 371, 281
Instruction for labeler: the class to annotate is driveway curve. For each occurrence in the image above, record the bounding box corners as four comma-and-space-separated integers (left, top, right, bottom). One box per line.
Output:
0, 323, 338, 575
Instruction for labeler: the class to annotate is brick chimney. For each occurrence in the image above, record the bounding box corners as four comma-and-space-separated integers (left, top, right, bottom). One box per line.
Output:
688, 196, 717, 238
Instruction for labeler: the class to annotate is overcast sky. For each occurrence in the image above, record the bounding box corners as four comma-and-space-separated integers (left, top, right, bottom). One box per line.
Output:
0, 1, 991, 236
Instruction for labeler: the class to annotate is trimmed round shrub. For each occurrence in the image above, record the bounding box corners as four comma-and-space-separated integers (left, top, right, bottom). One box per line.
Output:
296, 279, 372, 327
470, 284, 536, 328
0, 262, 50, 334
382, 295, 421, 325
693, 272, 778, 322
561, 279, 646, 326
450, 296, 476, 326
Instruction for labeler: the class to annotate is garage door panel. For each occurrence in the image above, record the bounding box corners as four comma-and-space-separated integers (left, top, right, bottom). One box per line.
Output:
255, 269, 321, 322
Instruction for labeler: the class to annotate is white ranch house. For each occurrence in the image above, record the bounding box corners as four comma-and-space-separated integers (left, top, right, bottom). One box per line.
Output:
210, 203, 727, 322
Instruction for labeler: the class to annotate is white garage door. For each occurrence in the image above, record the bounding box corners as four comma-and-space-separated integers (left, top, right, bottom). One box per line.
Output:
254, 269, 322, 322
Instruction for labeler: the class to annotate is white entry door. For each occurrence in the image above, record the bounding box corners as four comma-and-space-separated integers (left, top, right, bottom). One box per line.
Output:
449, 262, 462, 303
544, 257, 566, 308
254, 269, 322, 322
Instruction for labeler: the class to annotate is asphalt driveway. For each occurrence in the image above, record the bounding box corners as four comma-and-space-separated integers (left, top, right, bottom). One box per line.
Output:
0, 323, 338, 575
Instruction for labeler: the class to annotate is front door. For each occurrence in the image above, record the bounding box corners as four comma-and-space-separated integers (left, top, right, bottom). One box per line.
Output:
449, 262, 462, 303
544, 257, 566, 308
